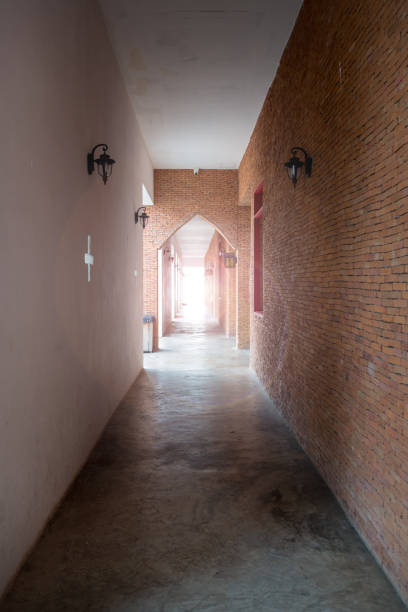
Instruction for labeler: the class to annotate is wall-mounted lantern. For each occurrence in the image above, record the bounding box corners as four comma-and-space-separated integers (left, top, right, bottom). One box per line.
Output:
224, 253, 237, 269
284, 147, 313, 187
87, 144, 115, 184
135, 206, 149, 229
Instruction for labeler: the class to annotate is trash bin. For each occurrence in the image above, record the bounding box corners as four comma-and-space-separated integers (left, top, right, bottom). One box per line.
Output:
143, 315, 154, 352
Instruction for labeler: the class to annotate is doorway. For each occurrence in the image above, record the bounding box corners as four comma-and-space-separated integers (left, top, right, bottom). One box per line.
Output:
157, 216, 237, 346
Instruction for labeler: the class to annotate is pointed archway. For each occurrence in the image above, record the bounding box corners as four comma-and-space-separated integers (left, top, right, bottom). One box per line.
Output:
157, 215, 237, 340
157, 213, 237, 251
142, 170, 250, 351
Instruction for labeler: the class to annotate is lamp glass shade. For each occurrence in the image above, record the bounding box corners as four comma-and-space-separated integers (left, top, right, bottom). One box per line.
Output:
141, 213, 149, 229
285, 155, 304, 186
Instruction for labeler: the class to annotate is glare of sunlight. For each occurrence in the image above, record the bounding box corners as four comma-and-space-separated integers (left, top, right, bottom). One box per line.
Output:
182, 267, 205, 321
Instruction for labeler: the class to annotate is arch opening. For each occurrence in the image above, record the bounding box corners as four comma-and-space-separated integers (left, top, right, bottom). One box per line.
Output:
158, 213, 236, 252
157, 215, 237, 342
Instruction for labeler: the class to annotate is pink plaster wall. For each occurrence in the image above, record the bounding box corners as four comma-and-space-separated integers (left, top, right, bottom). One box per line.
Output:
161, 239, 183, 337
0, 0, 152, 596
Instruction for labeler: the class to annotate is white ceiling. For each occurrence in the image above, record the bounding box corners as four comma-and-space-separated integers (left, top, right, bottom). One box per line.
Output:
100, 0, 303, 169
173, 216, 215, 266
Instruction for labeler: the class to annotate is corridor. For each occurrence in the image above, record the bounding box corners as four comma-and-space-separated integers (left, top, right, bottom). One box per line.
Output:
1, 322, 404, 612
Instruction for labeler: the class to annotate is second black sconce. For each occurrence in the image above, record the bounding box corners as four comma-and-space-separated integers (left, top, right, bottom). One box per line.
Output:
135, 206, 150, 229
87, 143, 116, 184
284, 147, 313, 187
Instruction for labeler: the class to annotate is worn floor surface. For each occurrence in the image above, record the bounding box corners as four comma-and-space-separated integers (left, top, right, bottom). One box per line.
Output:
1, 320, 406, 611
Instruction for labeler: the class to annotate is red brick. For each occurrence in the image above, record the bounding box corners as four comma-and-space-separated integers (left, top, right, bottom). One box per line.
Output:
144, 170, 250, 349
239, 0, 408, 603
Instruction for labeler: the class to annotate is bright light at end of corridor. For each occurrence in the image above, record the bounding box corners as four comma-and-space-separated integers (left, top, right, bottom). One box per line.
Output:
182, 267, 205, 321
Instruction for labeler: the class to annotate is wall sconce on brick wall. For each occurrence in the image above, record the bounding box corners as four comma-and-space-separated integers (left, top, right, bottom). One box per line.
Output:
284, 147, 313, 187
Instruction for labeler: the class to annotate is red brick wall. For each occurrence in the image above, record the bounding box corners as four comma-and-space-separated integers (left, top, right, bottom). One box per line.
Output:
240, 0, 408, 602
227, 253, 237, 338
204, 232, 236, 336
144, 170, 249, 349
237, 207, 251, 348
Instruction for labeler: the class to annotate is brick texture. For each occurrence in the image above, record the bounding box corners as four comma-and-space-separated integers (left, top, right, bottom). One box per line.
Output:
144, 170, 250, 350
237, 206, 251, 348
204, 231, 236, 336
239, 0, 408, 602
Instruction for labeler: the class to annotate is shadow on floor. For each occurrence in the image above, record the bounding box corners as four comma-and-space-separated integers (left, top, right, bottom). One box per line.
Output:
1, 321, 406, 611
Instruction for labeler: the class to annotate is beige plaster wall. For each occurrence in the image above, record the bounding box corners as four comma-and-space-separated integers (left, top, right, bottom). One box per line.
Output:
0, 0, 152, 596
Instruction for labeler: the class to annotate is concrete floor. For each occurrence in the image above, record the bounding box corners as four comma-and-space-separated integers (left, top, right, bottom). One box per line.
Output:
1, 320, 406, 611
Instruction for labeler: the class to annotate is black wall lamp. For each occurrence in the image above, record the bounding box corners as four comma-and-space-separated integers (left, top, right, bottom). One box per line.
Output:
87, 144, 116, 184
135, 206, 149, 229
284, 147, 313, 187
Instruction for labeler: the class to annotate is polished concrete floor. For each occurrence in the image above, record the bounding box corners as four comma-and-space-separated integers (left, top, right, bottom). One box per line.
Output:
1, 320, 406, 611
